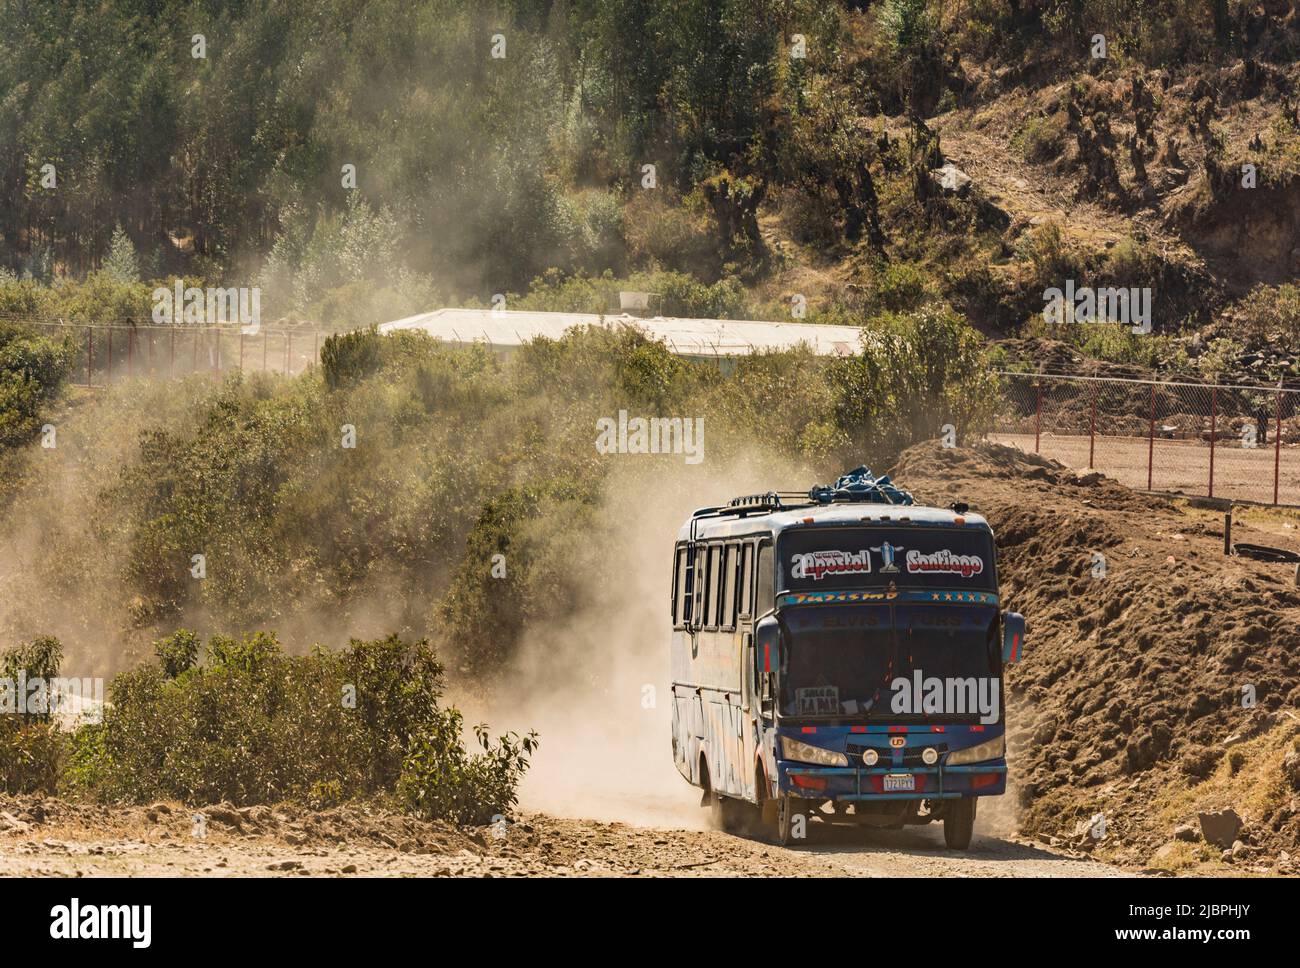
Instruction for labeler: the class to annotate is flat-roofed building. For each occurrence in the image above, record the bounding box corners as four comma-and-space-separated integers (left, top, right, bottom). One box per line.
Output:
377, 308, 866, 362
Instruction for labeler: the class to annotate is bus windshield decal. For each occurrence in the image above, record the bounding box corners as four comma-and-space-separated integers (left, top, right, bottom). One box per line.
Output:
795, 686, 840, 715
780, 528, 996, 592
906, 548, 984, 578
790, 549, 871, 581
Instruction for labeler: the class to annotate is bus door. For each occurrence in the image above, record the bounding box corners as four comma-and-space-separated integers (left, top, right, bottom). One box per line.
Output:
690, 542, 707, 753
736, 542, 760, 800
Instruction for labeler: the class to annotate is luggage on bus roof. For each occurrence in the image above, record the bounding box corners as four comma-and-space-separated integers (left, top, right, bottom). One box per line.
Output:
808, 466, 915, 506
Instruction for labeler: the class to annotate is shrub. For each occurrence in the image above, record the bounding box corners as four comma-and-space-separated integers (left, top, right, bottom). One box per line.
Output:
154, 629, 199, 678
68, 631, 534, 821
321, 327, 383, 389
621, 194, 720, 277
1017, 113, 1069, 163
556, 190, 627, 275
0, 636, 68, 794
399, 718, 538, 826
0, 321, 75, 449
1238, 284, 1300, 346
873, 262, 929, 312
829, 306, 998, 458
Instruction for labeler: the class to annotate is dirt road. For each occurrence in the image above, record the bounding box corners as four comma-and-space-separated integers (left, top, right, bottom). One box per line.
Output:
0, 800, 1125, 877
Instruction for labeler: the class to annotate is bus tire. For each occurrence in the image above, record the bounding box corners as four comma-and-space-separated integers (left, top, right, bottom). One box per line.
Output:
943, 797, 977, 850
775, 795, 800, 847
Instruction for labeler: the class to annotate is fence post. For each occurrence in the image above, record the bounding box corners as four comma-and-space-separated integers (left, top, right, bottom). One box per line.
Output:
1209, 385, 1217, 499
1034, 383, 1042, 454
1147, 381, 1156, 491
1275, 388, 1284, 506
1088, 381, 1097, 468
86, 327, 92, 387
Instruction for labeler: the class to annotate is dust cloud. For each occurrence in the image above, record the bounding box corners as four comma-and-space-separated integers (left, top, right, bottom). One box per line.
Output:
478, 451, 1025, 840
477, 453, 815, 829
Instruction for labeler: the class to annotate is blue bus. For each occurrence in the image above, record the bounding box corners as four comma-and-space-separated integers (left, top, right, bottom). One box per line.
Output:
670, 471, 1025, 848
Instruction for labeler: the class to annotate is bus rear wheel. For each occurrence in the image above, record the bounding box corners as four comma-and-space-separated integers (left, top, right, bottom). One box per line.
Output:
943, 797, 977, 850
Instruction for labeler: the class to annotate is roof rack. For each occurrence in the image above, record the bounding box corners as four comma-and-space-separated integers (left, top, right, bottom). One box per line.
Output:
727, 491, 811, 512
691, 467, 918, 522
691, 491, 810, 519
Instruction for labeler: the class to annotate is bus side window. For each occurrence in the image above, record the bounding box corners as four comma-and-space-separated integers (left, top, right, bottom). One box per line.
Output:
704, 545, 721, 630
691, 545, 705, 629
674, 546, 690, 626
721, 543, 737, 629
755, 543, 774, 617
738, 544, 753, 618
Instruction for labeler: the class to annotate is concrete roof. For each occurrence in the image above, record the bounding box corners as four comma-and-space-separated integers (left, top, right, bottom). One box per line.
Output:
377, 308, 866, 357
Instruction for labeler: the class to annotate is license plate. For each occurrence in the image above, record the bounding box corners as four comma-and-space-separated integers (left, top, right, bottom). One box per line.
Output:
883, 774, 915, 792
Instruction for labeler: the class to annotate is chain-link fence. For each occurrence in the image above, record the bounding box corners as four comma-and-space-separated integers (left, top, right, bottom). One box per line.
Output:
22, 321, 324, 386
992, 372, 1300, 506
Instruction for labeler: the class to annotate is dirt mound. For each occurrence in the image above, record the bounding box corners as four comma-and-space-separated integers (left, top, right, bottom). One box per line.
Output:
893, 441, 1300, 873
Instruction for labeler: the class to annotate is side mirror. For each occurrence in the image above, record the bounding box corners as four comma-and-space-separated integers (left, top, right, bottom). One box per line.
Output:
755, 615, 780, 710
1001, 612, 1025, 665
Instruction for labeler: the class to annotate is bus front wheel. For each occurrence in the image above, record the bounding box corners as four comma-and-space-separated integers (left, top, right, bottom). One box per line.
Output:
943, 797, 977, 850
775, 795, 800, 847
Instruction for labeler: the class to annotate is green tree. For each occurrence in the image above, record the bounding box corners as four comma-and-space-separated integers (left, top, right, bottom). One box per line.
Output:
102, 224, 140, 283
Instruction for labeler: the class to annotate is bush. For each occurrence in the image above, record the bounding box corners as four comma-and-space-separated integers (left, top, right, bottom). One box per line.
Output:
621, 194, 720, 278
399, 718, 538, 826
321, 326, 383, 389
0, 321, 75, 449
68, 631, 534, 821
829, 306, 998, 458
1238, 284, 1300, 346
0, 636, 68, 794
873, 262, 929, 312
154, 629, 199, 678
1016, 113, 1069, 163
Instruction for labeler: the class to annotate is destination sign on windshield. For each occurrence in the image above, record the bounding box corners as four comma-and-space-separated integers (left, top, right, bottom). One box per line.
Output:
779, 527, 996, 591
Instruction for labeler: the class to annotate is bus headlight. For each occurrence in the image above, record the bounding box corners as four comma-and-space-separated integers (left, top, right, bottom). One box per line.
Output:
921, 747, 938, 765
946, 736, 1005, 765
861, 748, 879, 766
780, 737, 848, 767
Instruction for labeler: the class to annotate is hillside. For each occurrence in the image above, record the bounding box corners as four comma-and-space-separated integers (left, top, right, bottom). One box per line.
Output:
896, 440, 1300, 873
1, 1, 1298, 385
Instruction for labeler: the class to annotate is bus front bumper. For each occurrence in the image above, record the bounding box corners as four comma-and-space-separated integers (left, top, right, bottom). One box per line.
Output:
777, 761, 1007, 800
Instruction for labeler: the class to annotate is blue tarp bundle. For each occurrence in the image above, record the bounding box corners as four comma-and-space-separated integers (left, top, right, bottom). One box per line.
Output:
808, 466, 915, 506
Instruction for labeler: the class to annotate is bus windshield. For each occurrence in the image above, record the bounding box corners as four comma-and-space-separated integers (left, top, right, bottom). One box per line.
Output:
778, 603, 1000, 723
